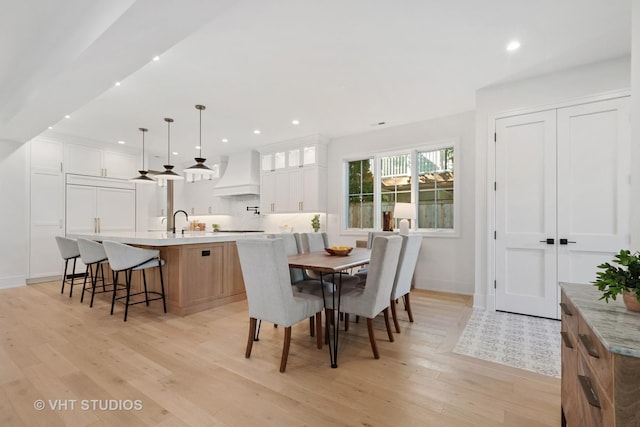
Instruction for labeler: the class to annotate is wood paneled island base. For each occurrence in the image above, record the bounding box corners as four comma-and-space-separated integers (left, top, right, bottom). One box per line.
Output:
73, 232, 249, 316
160, 241, 246, 316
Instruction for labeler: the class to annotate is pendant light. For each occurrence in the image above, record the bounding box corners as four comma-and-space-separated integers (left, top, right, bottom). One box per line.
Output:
129, 127, 156, 184
157, 117, 183, 180
183, 104, 215, 178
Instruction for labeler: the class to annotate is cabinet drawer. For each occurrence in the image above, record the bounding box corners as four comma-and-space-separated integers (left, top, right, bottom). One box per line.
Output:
560, 290, 578, 334
577, 351, 614, 427
577, 315, 613, 394
561, 327, 579, 425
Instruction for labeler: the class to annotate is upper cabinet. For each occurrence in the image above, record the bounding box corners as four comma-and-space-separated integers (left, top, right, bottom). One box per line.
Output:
259, 135, 327, 214
260, 139, 325, 172
65, 143, 137, 179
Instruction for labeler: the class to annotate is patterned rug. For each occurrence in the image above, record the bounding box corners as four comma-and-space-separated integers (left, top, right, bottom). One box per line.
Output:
453, 309, 561, 378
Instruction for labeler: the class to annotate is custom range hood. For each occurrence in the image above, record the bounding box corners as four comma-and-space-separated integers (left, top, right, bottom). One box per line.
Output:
212, 149, 260, 196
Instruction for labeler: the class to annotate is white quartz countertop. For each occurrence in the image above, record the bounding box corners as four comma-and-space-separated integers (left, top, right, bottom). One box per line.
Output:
560, 282, 640, 358
70, 231, 266, 246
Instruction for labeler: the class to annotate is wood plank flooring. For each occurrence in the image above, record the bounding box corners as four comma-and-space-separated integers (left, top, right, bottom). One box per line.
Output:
0, 281, 560, 426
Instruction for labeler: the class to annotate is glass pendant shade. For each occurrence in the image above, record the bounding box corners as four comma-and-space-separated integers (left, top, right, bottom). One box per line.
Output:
158, 117, 184, 181
130, 127, 156, 184
183, 104, 215, 176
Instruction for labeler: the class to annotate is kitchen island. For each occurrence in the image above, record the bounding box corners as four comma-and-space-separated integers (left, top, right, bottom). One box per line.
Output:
73, 231, 266, 316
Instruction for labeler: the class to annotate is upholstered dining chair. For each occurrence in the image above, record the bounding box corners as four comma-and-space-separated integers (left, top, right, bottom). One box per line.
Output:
354, 231, 399, 281
339, 235, 402, 359
236, 238, 324, 373
389, 235, 422, 333
266, 233, 325, 337
55, 236, 81, 298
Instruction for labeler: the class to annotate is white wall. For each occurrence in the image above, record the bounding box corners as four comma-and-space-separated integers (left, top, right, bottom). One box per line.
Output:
325, 111, 476, 294
0, 140, 28, 288
474, 57, 631, 309
631, 0, 640, 251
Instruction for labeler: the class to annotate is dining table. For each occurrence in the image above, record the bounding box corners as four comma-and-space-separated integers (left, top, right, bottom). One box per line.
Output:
287, 247, 371, 368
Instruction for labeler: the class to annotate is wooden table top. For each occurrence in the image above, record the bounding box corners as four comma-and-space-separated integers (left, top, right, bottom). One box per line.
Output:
287, 248, 371, 273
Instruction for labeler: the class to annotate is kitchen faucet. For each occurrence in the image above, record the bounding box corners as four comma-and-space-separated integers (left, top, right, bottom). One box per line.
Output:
172, 210, 188, 234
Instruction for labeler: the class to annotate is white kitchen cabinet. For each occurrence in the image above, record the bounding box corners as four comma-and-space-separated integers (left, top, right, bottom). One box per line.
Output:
29, 138, 64, 279
259, 135, 328, 214
260, 166, 326, 213
260, 170, 290, 213
66, 175, 136, 235
65, 143, 137, 179
290, 166, 326, 212
182, 178, 219, 215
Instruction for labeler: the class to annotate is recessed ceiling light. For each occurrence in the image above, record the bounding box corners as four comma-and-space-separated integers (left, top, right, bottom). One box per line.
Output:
292, 119, 300, 125
118, 140, 125, 145
195, 145, 201, 150
506, 40, 521, 52
48, 126, 53, 130
172, 151, 178, 156
221, 138, 228, 143
153, 56, 160, 61
65, 114, 71, 119
253, 130, 261, 135
115, 82, 121, 87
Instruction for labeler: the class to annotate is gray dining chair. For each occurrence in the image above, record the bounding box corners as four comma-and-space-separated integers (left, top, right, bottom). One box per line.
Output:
267, 233, 326, 337
339, 235, 402, 359
389, 235, 422, 333
236, 238, 324, 373
355, 231, 399, 281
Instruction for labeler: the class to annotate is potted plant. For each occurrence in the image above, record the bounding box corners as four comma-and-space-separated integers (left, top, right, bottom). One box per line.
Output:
311, 214, 320, 232
592, 249, 640, 312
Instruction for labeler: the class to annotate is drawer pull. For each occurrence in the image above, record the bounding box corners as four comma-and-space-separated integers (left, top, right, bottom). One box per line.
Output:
560, 331, 573, 349
578, 333, 600, 358
559, 302, 573, 316
578, 375, 601, 408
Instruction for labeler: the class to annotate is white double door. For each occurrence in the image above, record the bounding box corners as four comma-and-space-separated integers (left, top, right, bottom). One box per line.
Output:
495, 97, 630, 319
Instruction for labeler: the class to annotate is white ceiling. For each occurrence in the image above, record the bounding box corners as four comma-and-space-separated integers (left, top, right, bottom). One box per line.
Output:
0, 0, 631, 164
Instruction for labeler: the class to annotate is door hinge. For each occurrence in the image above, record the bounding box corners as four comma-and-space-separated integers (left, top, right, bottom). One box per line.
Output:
494, 132, 497, 142
494, 181, 497, 191
494, 280, 497, 289
494, 231, 497, 239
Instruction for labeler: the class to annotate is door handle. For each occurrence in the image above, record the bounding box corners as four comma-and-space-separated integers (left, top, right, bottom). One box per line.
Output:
539, 238, 555, 244
559, 239, 576, 245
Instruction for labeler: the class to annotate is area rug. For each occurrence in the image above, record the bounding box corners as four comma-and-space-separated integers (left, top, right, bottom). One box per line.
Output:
453, 309, 561, 378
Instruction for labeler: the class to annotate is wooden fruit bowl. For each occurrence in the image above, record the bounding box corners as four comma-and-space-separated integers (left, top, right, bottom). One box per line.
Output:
325, 246, 353, 256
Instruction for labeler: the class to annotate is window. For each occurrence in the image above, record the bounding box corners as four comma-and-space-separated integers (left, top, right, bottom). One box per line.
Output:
347, 159, 374, 229
380, 153, 412, 229
345, 142, 456, 233
417, 147, 454, 229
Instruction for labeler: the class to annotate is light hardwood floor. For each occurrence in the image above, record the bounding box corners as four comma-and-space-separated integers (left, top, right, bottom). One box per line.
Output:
0, 281, 560, 426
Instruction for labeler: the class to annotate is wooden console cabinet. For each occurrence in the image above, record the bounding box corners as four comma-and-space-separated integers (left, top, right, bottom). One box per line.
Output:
560, 283, 640, 426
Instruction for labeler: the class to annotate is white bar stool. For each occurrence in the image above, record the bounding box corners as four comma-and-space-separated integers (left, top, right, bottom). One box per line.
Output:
102, 240, 167, 322
55, 236, 81, 298
77, 238, 116, 307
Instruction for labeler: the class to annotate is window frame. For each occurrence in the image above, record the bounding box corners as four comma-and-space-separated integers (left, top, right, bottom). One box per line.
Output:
342, 137, 460, 237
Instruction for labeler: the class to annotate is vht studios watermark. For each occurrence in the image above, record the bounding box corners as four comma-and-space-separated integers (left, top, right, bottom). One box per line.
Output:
33, 399, 143, 411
